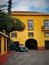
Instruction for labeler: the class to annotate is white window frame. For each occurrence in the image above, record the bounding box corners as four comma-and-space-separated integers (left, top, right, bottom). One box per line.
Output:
11, 32, 17, 37
28, 20, 34, 30
28, 32, 34, 37
45, 32, 49, 37
44, 20, 49, 27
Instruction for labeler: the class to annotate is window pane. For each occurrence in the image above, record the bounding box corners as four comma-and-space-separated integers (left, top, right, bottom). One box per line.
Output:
11, 32, 17, 37
28, 32, 34, 37
44, 20, 49, 26
45, 32, 49, 37
28, 20, 34, 30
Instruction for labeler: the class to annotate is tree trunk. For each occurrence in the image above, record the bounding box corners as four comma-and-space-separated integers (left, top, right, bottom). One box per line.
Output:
8, 0, 12, 14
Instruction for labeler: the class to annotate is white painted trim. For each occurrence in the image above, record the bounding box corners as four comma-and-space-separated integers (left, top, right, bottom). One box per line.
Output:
0, 32, 9, 38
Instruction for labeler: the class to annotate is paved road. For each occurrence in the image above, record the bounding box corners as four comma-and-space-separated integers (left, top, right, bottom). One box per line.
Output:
4, 50, 49, 65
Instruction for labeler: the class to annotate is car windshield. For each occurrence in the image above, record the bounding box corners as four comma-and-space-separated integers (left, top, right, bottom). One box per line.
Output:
22, 47, 26, 49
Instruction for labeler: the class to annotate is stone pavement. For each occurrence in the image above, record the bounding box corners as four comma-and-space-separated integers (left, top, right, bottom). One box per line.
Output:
4, 50, 49, 65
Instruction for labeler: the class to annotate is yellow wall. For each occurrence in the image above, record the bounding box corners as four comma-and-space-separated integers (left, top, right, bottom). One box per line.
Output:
0, 35, 8, 55
10, 12, 49, 49
1, 36, 4, 54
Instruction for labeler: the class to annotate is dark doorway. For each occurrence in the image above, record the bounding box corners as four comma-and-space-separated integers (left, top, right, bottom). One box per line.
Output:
10, 42, 19, 50
25, 39, 37, 50
45, 41, 49, 49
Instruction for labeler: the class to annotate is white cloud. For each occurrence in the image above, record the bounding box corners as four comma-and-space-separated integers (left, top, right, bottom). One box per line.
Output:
30, 0, 48, 8
12, 5, 29, 11
0, 0, 8, 5
12, 0, 30, 11
0, 0, 49, 13
12, 0, 49, 11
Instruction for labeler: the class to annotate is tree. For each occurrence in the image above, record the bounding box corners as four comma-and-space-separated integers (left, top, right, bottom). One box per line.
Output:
0, 12, 13, 33
0, 12, 25, 50
12, 18, 25, 31
0, 12, 25, 35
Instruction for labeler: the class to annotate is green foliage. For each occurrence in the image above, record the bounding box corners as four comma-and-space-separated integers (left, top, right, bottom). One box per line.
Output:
0, 12, 13, 32
0, 12, 25, 34
12, 18, 25, 31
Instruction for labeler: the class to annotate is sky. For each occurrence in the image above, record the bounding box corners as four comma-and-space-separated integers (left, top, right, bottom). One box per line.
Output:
0, 0, 49, 13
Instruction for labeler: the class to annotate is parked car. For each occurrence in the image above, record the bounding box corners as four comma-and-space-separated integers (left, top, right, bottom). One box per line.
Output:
15, 46, 28, 52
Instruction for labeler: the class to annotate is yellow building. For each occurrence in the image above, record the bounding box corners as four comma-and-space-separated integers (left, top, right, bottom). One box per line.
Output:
0, 32, 8, 55
10, 11, 49, 50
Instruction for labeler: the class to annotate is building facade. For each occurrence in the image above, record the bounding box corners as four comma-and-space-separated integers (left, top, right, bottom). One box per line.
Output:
10, 11, 49, 50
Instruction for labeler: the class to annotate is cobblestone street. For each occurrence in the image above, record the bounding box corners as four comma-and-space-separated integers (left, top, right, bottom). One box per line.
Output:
4, 50, 49, 65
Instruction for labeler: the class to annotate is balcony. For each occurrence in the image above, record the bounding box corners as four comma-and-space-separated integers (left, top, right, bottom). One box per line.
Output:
42, 26, 49, 31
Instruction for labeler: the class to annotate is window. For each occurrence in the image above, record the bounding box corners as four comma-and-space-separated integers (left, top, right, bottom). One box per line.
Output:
44, 20, 49, 27
11, 32, 17, 37
28, 32, 34, 37
45, 32, 49, 37
28, 20, 34, 30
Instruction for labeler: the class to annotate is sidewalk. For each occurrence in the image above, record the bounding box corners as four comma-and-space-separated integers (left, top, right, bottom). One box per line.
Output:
4, 50, 49, 65
0, 51, 13, 65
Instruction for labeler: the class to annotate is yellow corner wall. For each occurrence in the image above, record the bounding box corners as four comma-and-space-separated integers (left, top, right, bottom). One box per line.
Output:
0, 35, 7, 55
1, 36, 4, 54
